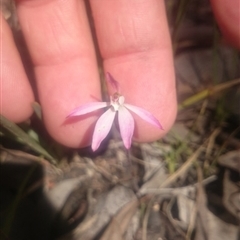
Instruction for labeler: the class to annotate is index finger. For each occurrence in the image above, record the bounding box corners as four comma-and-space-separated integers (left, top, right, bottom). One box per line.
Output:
90, 0, 177, 142
16, 0, 101, 148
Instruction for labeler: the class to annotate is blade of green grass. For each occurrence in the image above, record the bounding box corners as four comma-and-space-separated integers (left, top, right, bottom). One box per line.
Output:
32, 102, 42, 120
0, 114, 57, 165
178, 78, 240, 110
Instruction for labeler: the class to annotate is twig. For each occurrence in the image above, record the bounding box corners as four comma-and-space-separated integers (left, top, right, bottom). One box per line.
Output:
159, 144, 204, 188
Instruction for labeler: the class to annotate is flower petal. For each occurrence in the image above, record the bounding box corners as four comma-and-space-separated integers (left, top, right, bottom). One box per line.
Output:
124, 104, 163, 129
92, 108, 116, 151
118, 106, 134, 149
67, 102, 108, 118
106, 72, 120, 92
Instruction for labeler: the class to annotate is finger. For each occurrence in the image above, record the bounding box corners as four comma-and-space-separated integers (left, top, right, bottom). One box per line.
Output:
16, 0, 101, 147
210, 0, 240, 49
90, 0, 177, 142
1, 13, 34, 122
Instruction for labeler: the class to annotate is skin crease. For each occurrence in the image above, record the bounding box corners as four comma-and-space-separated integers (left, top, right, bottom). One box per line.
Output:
1, 0, 239, 148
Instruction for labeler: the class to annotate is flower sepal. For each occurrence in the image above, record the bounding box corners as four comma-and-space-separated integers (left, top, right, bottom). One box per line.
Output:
67, 73, 163, 151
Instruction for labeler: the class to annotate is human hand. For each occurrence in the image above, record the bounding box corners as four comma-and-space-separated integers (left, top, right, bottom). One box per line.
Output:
1, 0, 239, 148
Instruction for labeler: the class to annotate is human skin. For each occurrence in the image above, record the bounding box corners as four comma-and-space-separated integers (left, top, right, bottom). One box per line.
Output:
210, 0, 240, 49
1, 0, 239, 148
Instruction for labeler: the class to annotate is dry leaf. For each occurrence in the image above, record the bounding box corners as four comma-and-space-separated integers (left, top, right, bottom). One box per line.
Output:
100, 199, 139, 240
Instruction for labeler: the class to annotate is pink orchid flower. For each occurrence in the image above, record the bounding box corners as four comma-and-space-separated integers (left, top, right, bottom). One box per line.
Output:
67, 73, 163, 151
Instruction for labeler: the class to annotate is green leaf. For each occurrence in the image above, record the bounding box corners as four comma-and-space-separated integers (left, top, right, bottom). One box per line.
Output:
0, 114, 57, 165
178, 78, 240, 110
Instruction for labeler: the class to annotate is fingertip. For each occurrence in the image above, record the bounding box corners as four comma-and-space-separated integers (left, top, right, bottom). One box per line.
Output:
210, 0, 240, 49
44, 111, 99, 148
35, 63, 102, 148
132, 75, 177, 143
